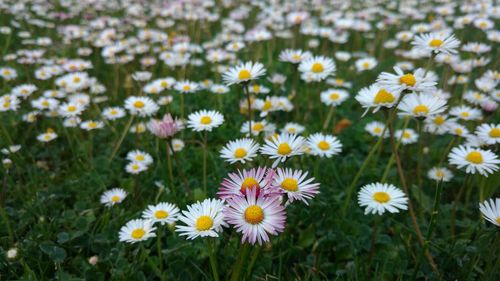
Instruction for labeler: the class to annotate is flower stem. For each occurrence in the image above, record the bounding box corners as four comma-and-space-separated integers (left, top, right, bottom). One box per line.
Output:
202, 131, 208, 196
322, 106, 335, 132
207, 239, 220, 281
245, 245, 261, 278
243, 84, 252, 136
230, 242, 250, 281
166, 140, 175, 199
109, 115, 134, 162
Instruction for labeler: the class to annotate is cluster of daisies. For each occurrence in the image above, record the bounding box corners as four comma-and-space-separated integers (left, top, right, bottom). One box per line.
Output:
117, 166, 320, 245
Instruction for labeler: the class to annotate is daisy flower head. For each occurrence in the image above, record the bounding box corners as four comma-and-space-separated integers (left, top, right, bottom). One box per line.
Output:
412, 32, 460, 54
124, 96, 159, 117
365, 121, 389, 138
307, 133, 342, 158
223, 61, 266, 86
358, 182, 408, 215
126, 150, 153, 166
376, 67, 437, 94
279, 49, 312, 64
479, 198, 500, 227
241, 120, 275, 136
424, 114, 455, 135
355, 57, 378, 72
320, 88, 349, 107
448, 146, 500, 177
395, 128, 419, 145
298, 55, 336, 82
261, 133, 305, 168
218, 167, 279, 200
274, 168, 319, 205
427, 167, 453, 182
119, 219, 156, 244
449, 105, 482, 121
58, 102, 85, 117
175, 198, 226, 240
174, 80, 199, 94
220, 138, 260, 164
224, 187, 286, 245
147, 113, 182, 138
37, 128, 57, 143
475, 124, 500, 145
355, 84, 399, 114
80, 120, 104, 131
397, 93, 447, 119
142, 202, 180, 225
187, 109, 224, 132
100, 188, 127, 207
125, 161, 148, 174
281, 123, 305, 135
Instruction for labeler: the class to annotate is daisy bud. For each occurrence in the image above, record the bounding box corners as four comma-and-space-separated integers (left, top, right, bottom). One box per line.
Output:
2, 158, 12, 169
7, 248, 18, 259
88, 255, 99, 265
147, 113, 182, 138
481, 100, 498, 113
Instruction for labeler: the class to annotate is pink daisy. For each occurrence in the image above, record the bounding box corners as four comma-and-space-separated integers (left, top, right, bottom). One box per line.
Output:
224, 188, 286, 245
274, 168, 320, 205
217, 167, 280, 200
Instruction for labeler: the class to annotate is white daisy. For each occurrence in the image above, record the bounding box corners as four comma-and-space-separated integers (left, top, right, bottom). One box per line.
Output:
100, 188, 127, 207
125, 161, 148, 174
307, 133, 342, 158
80, 120, 104, 131
395, 128, 419, 145
298, 55, 336, 82
260, 133, 305, 168
102, 107, 126, 120
412, 32, 460, 54
358, 182, 408, 215
37, 129, 57, 143
376, 67, 437, 94
124, 96, 159, 117
126, 150, 153, 166
220, 138, 260, 164
475, 124, 500, 145
274, 168, 320, 205
240, 120, 275, 136
448, 146, 500, 177
427, 167, 453, 182
397, 93, 447, 118
355, 84, 400, 114
365, 121, 389, 138
222, 61, 266, 85
449, 105, 482, 121
142, 202, 180, 225
320, 88, 349, 106
279, 49, 312, 64
119, 219, 156, 244
187, 109, 224, 132
175, 198, 226, 240
479, 198, 500, 227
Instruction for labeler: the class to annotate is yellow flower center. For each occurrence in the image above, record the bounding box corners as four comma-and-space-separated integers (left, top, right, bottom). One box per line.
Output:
403, 131, 411, 139
134, 101, 145, 108
277, 143, 292, 155
373, 191, 391, 203
435, 170, 444, 178
111, 195, 121, 202
67, 105, 77, 112
161, 81, 168, 88
262, 100, 272, 111
291, 54, 301, 60
234, 148, 247, 158
311, 62, 324, 73
195, 215, 213, 231
244, 205, 264, 225
241, 177, 259, 193
317, 140, 330, 151
73, 77, 81, 83
434, 116, 445, 125
374, 127, 382, 134
460, 112, 470, 118
466, 151, 483, 164
362, 62, 370, 69
131, 228, 145, 239
154, 210, 169, 219
136, 155, 145, 161
252, 122, 264, 131
281, 178, 298, 192
88, 122, 97, 128
42, 100, 49, 107
182, 85, 191, 91
329, 93, 339, 100
374, 89, 395, 104
496, 217, 500, 224
399, 73, 416, 86
455, 128, 463, 135
429, 39, 443, 47
489, 128, 500, 138
252, 85, 260, 92
413, 104, 430, 115
200, 116, 212, 125
238, 69, 251, 80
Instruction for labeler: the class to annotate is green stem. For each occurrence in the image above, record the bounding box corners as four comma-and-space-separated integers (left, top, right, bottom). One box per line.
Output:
322, 106, 335, 132
109, 115, 135, 162
207, 239, 220, 281
245, 246, 261, 278
243, 84, 252, 136
230, 242, 250, 281
202, 131, 208, 196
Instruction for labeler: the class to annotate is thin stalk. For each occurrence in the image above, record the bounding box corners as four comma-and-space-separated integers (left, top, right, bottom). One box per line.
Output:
166, 141, 175, 198
229, 242, 250, 281
202, 131, 208, 195
109, 115, 135, 162
245, 245, 261, 278
157, 227, 164, 275
207, 239, 220, 281
322, 106, 335, 132
243, 84, 252, 136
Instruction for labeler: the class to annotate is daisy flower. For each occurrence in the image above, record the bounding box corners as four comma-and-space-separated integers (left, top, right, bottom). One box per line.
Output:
320, 88, 349, 106
124, 96, 159, 117
358, 182, 408, 215
174, 80, 199, 94
241, 120, 275, 136
279, 49, 312, 64
147, 113, 182, 138
222, 61, 266, 85
365, 121, 389, 138
126, 150, 153, 166
142, 202, 180, 225
274, 168, 319, 205
397, 93, 447, 118
187, 110, 224, 132
355, 57, 378, 72
412, 32, 460, 54
448, 146, 500, 177
171, 139, 185, 152
119, 219, 156, 244
355, 84, 400, 114
424, 115, 455, 135
80, 120, 104, 131
475, 124, 500, 145
479, 198, 500, 227
298, 56, 336, 82
307, 133, 342, 158
100, 188, 127, 207
58, 102, 85, 117
175, 198, 226, 240
261, 133, 305, 167
281, 123, 305, 135
218, 167, 278, 200
395, 128, 419, 145
102, 107, 126, 120
37, 129, 57, 142
427, 167, 453, 182
449, 105, 482, 121
376, 67, 437, 94
224, 188, 286, 245
220, 138, 260, 164
125, 161, 148, 174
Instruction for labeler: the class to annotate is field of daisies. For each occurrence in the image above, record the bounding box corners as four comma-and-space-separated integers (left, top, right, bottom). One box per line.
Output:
1, 0, 500, 280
